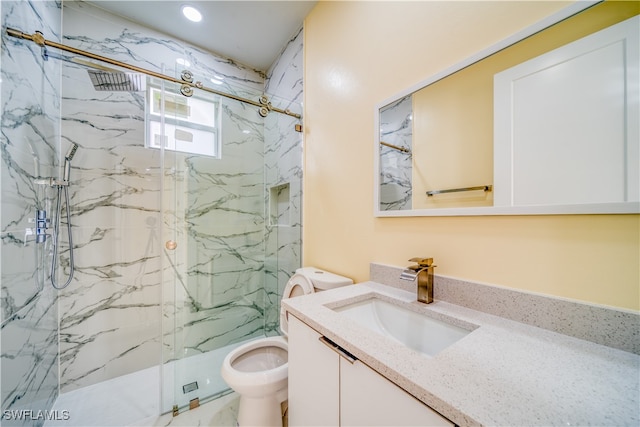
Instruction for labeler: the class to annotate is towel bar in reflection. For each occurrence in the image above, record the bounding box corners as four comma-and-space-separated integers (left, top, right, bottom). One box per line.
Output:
426, 185, 492, 196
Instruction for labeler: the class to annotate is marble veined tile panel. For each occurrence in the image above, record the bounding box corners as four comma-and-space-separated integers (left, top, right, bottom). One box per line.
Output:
1, 113, 57, 188
0, 232, 50, 322
167, 298, 265, 358
202, 262, 263, 301
60, 106, 147, 162
265, 135, 303, 186
2, 81, 58, 238
1, 152, 58, 239
57, 225, 162, 317
63, 2, 264, 90
166, 259, 264, 316
67, 171, 161, 229
262, 25, 303, 336
62, 4, 188, 76
2, 0, 61, 422
265, 27, 304, 114
185, 158, 264, 187
59, 319, 161, 393
1, 286, 58, 423
57, 224, 161, 392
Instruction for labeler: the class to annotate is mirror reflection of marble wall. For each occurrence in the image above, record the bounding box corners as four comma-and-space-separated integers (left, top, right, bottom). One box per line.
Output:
379, 95, 413, 211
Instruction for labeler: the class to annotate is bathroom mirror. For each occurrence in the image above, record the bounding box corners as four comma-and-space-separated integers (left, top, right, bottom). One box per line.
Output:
375, 1, 639, 217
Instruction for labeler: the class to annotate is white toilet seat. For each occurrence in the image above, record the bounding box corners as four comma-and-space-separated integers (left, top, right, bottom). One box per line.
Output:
279, 273, 314, 337
282, 273, 314, 298
232, 343, 287, 373
222, 337, 288, 392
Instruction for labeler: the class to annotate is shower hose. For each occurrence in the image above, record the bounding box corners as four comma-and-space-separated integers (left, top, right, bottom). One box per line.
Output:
50, 184, 75, 289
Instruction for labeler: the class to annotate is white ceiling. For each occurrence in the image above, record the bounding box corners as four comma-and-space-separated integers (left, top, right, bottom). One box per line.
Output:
86, 1, 317, 71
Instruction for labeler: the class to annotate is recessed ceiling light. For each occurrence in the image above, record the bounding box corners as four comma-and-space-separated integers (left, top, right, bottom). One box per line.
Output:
182, 5, 202, 23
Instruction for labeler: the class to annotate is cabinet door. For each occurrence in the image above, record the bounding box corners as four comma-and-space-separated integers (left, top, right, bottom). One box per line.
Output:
288, 315, 340, 426
494, 16, 639, 208
340, 358, 454, 427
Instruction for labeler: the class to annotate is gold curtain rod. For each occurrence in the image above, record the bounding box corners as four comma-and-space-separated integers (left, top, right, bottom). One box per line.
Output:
6, 28, 301, 120
379, 141, 411, 153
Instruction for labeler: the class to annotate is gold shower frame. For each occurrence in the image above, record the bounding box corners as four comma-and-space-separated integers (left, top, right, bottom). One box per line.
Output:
6, 28, 302, 119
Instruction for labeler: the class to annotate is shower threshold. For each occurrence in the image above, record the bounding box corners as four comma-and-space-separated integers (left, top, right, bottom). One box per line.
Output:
44, 338, 255, 426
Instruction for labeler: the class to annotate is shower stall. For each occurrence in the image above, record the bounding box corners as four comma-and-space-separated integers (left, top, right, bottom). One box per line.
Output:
1, 1, 303, 425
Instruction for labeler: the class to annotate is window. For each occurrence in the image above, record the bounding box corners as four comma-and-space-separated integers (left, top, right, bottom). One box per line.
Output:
146, 79, 221, 158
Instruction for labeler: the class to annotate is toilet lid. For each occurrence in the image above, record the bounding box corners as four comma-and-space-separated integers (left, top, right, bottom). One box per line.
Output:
280, 273, 315, 336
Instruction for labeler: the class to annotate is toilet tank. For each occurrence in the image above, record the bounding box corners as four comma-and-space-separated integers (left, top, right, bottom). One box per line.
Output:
295, 267, 353, 290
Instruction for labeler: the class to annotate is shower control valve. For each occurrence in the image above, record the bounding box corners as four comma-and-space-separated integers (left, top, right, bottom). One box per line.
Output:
25, 209, 50, 245
33, 209, 50, 244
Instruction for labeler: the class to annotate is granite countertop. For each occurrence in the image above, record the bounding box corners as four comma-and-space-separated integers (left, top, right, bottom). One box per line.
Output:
282, 281, 640, 426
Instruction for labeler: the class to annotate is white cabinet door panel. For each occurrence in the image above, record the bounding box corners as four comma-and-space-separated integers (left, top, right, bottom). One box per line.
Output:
288, 315, 340, 427
340, 358, 453, 427
494, 16, 639, 207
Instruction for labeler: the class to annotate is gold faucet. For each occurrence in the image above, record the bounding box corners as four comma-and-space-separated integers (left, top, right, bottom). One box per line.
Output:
406, 257, 436, 304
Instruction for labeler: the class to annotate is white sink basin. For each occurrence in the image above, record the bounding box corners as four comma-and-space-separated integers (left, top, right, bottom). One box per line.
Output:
333, 297, 473, 357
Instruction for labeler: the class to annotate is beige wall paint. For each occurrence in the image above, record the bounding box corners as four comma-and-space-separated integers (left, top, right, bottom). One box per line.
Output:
303, 1, 640, 310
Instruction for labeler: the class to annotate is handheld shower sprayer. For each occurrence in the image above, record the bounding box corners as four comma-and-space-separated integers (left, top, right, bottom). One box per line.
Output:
32, 143, 79, 289
63, 143, 78, 182
50, 143, 79, 289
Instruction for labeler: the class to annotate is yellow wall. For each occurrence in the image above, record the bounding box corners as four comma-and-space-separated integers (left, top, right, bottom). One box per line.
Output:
413, 70, 494, 209
303, 1, 640, 311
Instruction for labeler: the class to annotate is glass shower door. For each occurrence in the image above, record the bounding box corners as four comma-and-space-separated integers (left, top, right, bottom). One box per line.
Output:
156, 63, 303, 415
151, 74, 174, 414
152, 74, 194, 414
157, 70, 270, 414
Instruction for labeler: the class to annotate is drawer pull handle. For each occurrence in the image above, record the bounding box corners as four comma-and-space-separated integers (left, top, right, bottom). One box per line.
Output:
319, 336, 358, 364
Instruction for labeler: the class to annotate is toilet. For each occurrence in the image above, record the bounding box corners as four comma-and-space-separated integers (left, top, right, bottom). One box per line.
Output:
221, 267, 353, 427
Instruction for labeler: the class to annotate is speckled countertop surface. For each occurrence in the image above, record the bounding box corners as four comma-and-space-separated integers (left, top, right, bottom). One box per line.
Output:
282, 281, 640, 426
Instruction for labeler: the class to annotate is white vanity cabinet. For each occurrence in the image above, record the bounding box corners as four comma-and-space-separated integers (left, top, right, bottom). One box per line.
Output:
288, 315, 454, 427
288, 313, 340, 426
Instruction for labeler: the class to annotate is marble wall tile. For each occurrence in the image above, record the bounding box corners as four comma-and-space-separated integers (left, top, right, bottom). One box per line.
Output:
57, 223, 162, 390
1, 287, 59, 426
58, 58, 163, 391
1, 1, 62, 424
263, 27, 304, 335
265, 27, 304, 117
59, 1, 273, 398
62, 2, 264, 92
